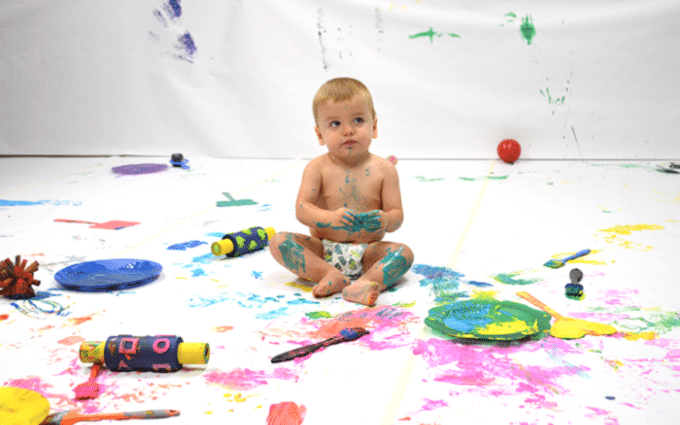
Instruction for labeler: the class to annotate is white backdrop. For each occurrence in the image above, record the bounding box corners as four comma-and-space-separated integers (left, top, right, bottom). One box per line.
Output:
1, 0, 679, 159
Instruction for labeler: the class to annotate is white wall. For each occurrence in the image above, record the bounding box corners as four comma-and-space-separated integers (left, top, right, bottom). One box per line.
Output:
1, 0, 679, 159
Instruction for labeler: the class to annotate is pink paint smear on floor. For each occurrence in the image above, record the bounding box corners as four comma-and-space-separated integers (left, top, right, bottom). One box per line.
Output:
412, 338, 590, 408
204, 367, 299, 391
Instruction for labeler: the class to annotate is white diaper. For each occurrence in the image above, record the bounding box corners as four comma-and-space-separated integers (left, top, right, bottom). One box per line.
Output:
322, 240, 368, 280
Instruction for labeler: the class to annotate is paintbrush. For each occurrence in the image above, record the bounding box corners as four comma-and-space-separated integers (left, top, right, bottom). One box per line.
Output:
543, 249, 590, 269
41, 409, 179, 425
271, 327, 369, 363
73, 363, 103, 400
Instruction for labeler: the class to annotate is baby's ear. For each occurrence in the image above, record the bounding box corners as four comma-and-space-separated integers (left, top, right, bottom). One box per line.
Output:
315, 127, 325, 146
372, 118, 378, 138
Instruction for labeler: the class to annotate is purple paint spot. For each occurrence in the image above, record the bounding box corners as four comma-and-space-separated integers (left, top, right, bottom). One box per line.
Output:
164, 0, 182, 19
176, 32, 197, 61
112, 163, 168, 175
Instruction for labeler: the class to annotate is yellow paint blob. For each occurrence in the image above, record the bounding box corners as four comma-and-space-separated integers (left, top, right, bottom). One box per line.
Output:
477, 317, 538, 336
285, 281, 313, 292
471, 290, 498, 301
624, 331, 656, 341
599, 224, 664, 235
550, 318, 617, 340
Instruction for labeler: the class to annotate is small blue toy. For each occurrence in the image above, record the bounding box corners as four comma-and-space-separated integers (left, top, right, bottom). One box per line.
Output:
170, 153, 189, 169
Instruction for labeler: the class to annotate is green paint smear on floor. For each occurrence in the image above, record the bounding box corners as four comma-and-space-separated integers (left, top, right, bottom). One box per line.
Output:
590, 306, 680, 334
393, 300, 416, 308
493, 271, 541, 286
305, 311, 332, 319
459, 176, 509, 182
414, 176, 445, 182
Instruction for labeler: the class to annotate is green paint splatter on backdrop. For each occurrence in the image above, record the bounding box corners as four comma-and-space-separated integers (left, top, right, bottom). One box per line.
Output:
410, 27, 461, 43
520, 15, 536, 45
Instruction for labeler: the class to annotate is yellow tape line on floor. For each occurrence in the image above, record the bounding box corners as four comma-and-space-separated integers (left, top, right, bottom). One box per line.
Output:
380, 159, 497, 425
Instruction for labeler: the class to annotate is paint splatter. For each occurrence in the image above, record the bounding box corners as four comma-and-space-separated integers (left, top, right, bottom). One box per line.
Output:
267, 401, 307, 425
409, 27, 460, 43
58, 335, 86, 345
520, 14, 536, 45
176, 32, 197, 62
204, 368, 298, 391
168, 240, 207, 250
164, 0, 182, 19
459, 176, 508, 182
414, 176, 445, 182
0, 199, 81, 207
493, 270, 541, 286
596, 224, 664, 251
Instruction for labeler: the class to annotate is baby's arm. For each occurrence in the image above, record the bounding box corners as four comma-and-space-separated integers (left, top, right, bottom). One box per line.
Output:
295, 158, 355, 229
380, 162, 404, 233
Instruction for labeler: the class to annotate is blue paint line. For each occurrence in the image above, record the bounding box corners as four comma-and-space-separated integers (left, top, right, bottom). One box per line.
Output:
256, 307, 290, 320
0, 199, 81, 207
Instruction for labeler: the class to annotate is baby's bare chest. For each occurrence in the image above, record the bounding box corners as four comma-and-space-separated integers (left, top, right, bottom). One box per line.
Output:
320, 169, 383, 211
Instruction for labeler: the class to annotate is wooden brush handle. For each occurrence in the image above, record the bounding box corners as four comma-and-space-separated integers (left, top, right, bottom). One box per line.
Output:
516, 291, 564, 319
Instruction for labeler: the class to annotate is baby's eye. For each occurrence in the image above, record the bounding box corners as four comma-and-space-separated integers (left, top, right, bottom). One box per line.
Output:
353, 117, 365, 124
330, 121, 341, 128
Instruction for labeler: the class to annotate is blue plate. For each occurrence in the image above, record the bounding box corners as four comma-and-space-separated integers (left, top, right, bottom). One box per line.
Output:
55, 259, 162, 292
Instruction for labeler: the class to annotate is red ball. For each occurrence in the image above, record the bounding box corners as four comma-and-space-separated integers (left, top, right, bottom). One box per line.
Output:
497, 139, 521, 163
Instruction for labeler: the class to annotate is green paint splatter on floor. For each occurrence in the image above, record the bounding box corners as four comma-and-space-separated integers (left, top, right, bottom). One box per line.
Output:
493, 271, 541, 286
459, 176, 509, 182
306, 311, 332, 319
414, 176, 445, 182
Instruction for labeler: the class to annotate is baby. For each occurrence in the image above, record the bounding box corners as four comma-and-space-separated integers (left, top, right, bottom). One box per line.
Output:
269, 77, 413, 306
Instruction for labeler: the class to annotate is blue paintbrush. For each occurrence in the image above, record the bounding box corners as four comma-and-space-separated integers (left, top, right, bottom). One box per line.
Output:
271, 327, 369, 363
544, 249, 591, 269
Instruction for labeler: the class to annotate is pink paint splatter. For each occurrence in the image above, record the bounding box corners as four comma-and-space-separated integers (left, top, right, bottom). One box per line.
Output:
413, 338, 589, 405
58, 335, 86, 345
421, 398, 448, 411
204, 367, 298, 391
267, 401, 306, 425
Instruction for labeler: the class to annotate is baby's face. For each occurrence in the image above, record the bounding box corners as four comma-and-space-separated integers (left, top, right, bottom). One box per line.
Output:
315, 95, 377, 162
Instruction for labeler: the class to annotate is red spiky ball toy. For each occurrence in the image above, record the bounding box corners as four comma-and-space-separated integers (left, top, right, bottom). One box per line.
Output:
0, 255, 41, 299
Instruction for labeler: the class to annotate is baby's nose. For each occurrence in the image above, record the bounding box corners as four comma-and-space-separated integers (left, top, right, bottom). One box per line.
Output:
342, 124, 354, 135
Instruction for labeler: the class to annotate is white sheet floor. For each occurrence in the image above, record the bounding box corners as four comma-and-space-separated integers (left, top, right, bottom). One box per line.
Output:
1, 156, 679, 425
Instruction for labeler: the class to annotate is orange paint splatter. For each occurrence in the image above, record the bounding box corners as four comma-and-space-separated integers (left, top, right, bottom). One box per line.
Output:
267, 401, 306, 425
213, 325, 234, 333
0, 314, 9, 321
58, 335, 86, 345
69, 316, 93, 326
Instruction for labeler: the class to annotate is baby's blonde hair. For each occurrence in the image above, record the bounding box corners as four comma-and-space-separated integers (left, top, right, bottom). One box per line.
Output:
313, 77, 376, 124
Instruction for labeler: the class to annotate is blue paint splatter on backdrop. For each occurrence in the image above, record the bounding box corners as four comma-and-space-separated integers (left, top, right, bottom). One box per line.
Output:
176, 32, 197, 62
0, 199, 82, 207
168, 240, 207, 250
164, 0, 182, 19
251, 271, 263, 280
191, 268, 207, 277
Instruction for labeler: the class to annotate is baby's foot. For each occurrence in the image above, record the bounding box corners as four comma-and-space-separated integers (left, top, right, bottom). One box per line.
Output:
312, 270, 350, 298
342, 281, 380, 307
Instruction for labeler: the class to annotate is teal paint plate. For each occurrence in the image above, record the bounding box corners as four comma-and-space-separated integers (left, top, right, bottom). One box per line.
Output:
425, 299, 551, 341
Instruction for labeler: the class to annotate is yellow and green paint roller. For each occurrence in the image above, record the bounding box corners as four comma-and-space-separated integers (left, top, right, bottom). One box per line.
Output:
211, 226, 276, 257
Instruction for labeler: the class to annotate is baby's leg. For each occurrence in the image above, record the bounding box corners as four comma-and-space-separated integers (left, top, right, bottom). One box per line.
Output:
269, 232, 350, 297
342, 242, 414, 306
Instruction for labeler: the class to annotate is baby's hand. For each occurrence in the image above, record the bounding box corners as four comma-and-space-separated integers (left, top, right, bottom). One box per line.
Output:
353, 210, 387, 235
326, 208, 358, 230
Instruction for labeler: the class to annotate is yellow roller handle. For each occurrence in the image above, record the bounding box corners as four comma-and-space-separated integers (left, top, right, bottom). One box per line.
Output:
211, 226, 276, 256
79, 341, 210, 365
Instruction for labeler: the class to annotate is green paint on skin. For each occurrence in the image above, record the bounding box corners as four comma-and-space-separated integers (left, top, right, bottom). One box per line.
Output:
520, 14, 536, 45
493, 271, 541, 286
317, 210, 384, 234
279, 234, 306, 273
379, 247, 412, 288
